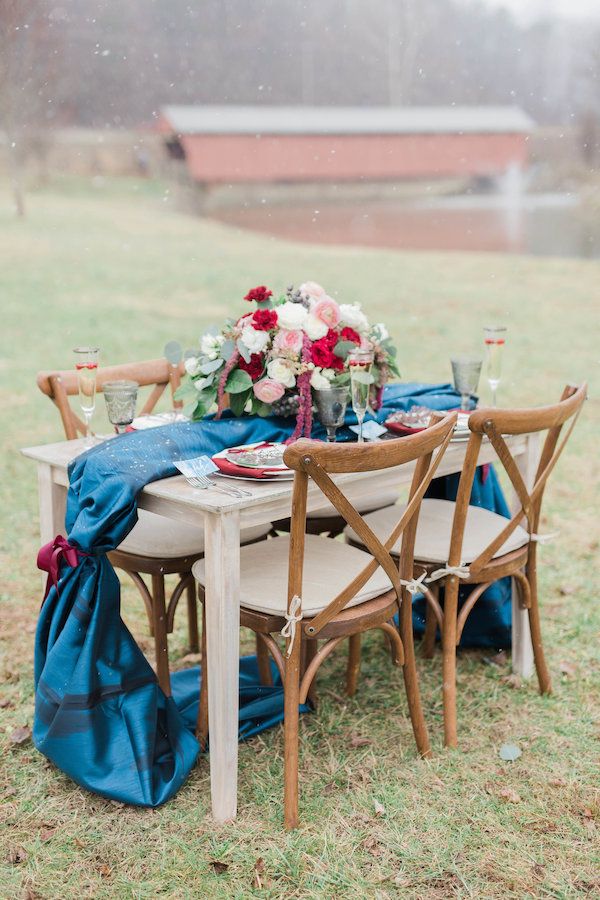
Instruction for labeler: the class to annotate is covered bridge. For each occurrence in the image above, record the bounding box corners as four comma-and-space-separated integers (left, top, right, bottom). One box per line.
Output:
159, 105, 534, 185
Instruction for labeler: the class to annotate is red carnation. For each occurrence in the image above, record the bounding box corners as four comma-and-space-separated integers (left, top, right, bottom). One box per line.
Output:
341, 326, 361, 345
311, 339, 334, 369
324, 328, 339, 347
329, 353, 345, 372
244, 285, 273, 304
252, 308, 278, 331
237, 353, 265, 381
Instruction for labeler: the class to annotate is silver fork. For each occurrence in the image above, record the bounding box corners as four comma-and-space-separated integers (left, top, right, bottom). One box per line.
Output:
185, 473, 251, 498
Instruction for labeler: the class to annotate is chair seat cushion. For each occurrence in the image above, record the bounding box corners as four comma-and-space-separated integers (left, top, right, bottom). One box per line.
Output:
192, 534, 393, 617
344, 498, 529, 564
117, 509, 272, 560
307, 489, 399, 519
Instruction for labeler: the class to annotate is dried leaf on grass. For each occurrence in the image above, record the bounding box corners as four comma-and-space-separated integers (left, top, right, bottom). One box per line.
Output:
349, 734, 372, 748
39, 827, 56, 842
498, 788, 521, 804
0, 698, 15, 709
9, 726, 31, 746
7, 846, 27, 865
252, 857, 270, 889
209, 860, 229, 875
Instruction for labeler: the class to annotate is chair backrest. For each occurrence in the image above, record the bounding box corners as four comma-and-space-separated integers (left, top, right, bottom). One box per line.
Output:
37, 357, 185, 440
282, 411, 457, 639
448, 383, 587, 577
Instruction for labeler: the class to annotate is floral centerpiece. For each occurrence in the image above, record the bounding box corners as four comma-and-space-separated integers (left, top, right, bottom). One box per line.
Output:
171, 282, 399, 441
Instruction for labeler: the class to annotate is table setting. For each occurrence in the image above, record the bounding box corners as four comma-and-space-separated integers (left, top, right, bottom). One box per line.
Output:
27, 280, 518, 812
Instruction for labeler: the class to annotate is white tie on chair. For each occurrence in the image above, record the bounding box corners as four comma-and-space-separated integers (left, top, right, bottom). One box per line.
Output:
281, 594, 303, 658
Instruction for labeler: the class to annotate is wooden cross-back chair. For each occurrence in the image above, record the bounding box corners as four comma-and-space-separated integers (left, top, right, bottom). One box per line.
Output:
37, 356, 275, 696
346, 383, 587, 749
193, 411, 457, 829
36, 357, 185, 441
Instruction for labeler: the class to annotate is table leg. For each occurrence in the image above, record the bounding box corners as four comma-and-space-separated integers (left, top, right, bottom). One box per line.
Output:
510, 434, 539, 678
203, 508, 241, 822
37, 463, 67, 544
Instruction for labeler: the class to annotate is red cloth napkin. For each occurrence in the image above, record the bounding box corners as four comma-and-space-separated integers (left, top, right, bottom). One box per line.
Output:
212, 457, 288, 479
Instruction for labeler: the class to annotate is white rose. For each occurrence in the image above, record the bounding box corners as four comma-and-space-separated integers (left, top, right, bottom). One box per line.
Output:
304, 314, 329, 341
276, 301, 308, 331
240, 325, 269, 354
200, 332, 224, 360
339, 303, 369, 333
298, 281, 326, 301
184, 356, 201, 376
310, 369, 332, 390
267, 357, 296, 388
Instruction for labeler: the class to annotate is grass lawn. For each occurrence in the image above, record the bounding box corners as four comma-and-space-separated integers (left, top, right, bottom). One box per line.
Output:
0, 178, 598, 899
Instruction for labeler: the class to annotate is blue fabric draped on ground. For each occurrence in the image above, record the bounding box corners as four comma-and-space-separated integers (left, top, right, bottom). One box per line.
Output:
33, 382, 511, 806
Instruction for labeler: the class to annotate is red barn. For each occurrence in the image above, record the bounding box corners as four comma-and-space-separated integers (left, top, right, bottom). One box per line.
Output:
159, 105, 533, 185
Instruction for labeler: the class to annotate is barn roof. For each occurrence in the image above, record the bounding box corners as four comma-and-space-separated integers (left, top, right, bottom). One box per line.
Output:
161, 105, 534, 136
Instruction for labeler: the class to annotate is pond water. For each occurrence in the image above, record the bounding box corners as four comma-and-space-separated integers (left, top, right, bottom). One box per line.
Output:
209, 193, 600, 258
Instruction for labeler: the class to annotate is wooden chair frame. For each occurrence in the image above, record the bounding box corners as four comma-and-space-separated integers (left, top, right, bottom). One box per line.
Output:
197, 411, 457, 829
37, 357, 199, 695
418, 383, 587, 748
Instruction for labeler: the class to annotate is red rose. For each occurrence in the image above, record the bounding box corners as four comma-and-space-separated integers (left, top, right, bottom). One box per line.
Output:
329, 353, 345, 372
244, 285, 273, 304
311, 339, 334, 369
341, 326, 361, 345
237, 353, 265, 381
252, 308, 278, 331
324, 328, 339, 347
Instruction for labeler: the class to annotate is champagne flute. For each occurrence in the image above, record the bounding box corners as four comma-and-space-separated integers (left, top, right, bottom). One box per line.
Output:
348, 348, 374, 443
73, 346, 99, 446
483, 326, 507, 406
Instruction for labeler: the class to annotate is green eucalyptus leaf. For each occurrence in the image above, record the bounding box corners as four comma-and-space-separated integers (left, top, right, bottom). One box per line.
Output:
351, 370, 375, 385
226, 368, 253, 394
229, 387, 252, 417
221, 339, 236, 361
236, 339, 251, 364
182, 398, 199, 418
333, 340, 358, 359
174, 381, 198, 401
200, 357, 224, 375
164, 341, 183, 365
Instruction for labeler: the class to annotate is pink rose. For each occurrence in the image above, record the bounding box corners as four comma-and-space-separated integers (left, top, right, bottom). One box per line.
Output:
312, 295, 341, 330
299, 281, 326, 300
253, 378, 285, 404
273, 328, 303, 354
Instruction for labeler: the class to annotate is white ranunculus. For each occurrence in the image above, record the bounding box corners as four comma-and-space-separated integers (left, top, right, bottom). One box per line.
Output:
267, 357, 296, 388
339, 303, 369, 333
310, 368, 333, 390
200, 332, 224, 360
240, 325, 269, 354
184, 356, 201, 376
276, 301, 308, 331
304, 314, 329, 341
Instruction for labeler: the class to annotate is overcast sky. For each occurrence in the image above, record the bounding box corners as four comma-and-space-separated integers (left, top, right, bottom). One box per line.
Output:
476, 0, 600, 23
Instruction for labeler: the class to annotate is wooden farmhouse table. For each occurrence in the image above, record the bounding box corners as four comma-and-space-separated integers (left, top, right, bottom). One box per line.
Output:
22, 431, 539, 822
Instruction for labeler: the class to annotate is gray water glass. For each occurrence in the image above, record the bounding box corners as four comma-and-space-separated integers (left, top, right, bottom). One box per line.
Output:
451, 357, 482, 411
314, 385, 349, 442
103, 380, 139, 433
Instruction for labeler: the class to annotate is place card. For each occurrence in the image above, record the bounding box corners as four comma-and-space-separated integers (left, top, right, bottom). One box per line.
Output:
348, 420, 388, 441
174, 455, 219, 478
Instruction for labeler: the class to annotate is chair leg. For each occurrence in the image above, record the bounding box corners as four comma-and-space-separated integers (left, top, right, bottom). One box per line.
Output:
346, 633, 361, 697
256, 635, 273, 686
196, 602, 209, 751
398, 590, 431, 757
150, 574, 171, 696
186, 578, 200, 654
283, 634, 302, 830
526, 562, 552, 695
304, 639, 318, 707
441, 577, 460, 749
422, 584, 438, 658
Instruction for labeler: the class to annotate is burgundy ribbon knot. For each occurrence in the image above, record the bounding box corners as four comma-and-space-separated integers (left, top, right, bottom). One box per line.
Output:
37, 535, 87, 601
